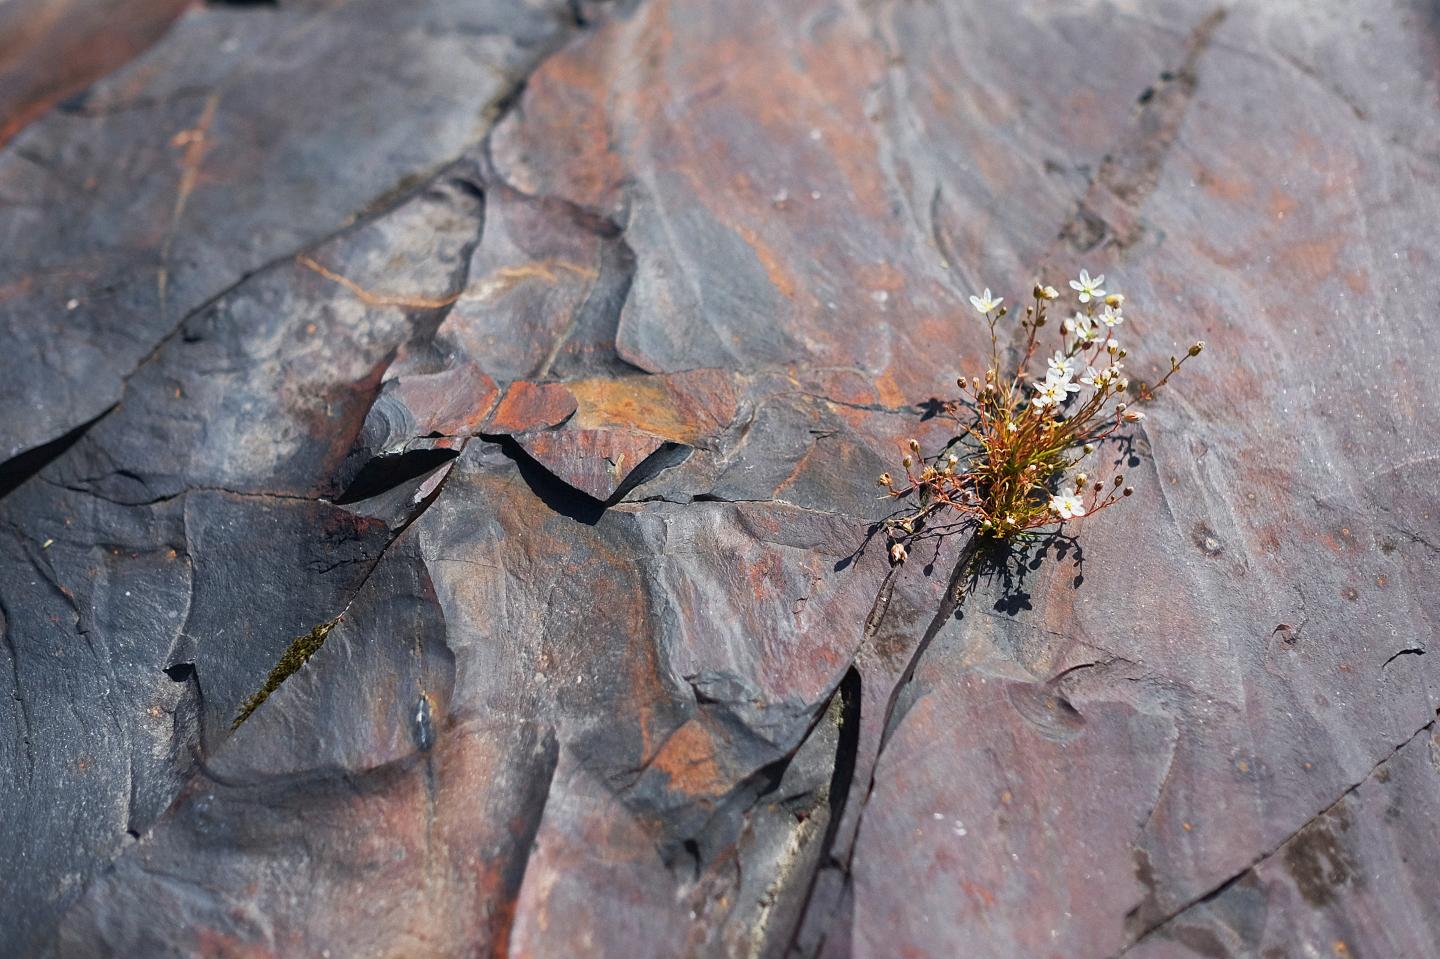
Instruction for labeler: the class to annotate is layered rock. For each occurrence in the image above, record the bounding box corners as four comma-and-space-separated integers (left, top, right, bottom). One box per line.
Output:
1, 1, 1437, 957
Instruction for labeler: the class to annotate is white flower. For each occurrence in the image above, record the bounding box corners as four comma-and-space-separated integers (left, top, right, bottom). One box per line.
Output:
1031, 372, 1081, 408
1082, 361, 1125, 387
1038, 285, 1059, 300
969, 288, 1003, 314
1065, 312, 1097, 343
1099, 304, 1124, 328
1069, 269, 1105, 303
1050, 488, 1086, 519
1047, 350, 1074, 378
1006, 420, 1019, 432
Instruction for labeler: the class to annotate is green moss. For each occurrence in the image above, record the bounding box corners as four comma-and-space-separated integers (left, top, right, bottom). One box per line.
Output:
231, 617, 339, 730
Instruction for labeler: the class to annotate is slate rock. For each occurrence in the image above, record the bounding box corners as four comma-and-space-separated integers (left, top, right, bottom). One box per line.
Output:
1, 0, 1438, 956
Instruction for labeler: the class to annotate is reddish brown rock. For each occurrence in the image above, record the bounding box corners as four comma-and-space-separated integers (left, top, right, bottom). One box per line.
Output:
1, 0, 1438, 957
0, 0, 190, 148
487, 379, 580, 434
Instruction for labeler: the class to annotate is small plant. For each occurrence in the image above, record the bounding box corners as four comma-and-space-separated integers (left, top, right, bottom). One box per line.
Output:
231, 616, 340, 729
881, 270, 1203, 564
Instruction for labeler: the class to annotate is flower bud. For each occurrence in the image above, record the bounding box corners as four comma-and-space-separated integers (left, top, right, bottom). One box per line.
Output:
1123, 409, 1145, 422
1123, 486, 1134, 496
1116, 403, 1127, 413
890, 542, 908, 564
878, 472, 893, 487
902, 455, 913, 469
1113, 474, 1124, 486
1189, 341, 1205, 356
907, 438, 920, 453
1104, 293, 1124, 307
1083, 443, 1096, 454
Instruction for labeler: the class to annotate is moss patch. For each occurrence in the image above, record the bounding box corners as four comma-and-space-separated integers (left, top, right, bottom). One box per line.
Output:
231, 616, 340, 730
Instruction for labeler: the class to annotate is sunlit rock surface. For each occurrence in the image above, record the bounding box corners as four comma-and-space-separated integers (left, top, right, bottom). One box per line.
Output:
2, 1, 1437, 956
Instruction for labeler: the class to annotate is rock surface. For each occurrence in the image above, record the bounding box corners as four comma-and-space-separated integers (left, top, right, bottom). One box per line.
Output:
2, 0, 1438, 957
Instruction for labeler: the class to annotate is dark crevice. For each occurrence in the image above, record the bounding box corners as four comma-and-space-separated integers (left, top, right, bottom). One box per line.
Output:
230, 617, 340, 729
483, 434, 607, 524
333, 448, 460, 505
661, 727, 817, 880
534, 215, 644, 379
610, 442, 691, 501
162, 662, 195, 683
1382, 647, 1425, 668
0, 405, 116, 502
1055, 6, 1228, 254
877, 536, 987, 753
1114, 710, 1439, 957
42, 476, 319, 509
114, 149, 499, 435
491, 729, 561, 949
479, 433, 691, 524
229, 443, 459, 734
0, 592, 36, 779
781, 666, 862, 957
789, 538, 990, 951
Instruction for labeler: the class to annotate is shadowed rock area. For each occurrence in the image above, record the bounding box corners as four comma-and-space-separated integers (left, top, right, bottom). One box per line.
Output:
1, 0, 1438, 956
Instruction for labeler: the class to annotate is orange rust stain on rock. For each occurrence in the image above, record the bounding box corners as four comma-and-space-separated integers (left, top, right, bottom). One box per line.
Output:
195, 927, 281, 959
1190, 236, 1249, 272
565, 370, 738, 443
168, 92, 220, 230
649, 719, 725, 796
872, 367, 908, 409
855, 261, 906, 298
1267, 189, 1299, 220
566, 377, 690, 439
466, 260, 598, 304
0, 276, 34, 304
745, 551, 786, 604
297, 255, 462, 310
1342, 269, 1369, 295
960, 879, 997, 909
795, 368, 877, 408
1195, 165, 1254, 202
0, 0, 191, 148
733, 223, 796, 300
489, 10, 630, 209
487, 381, 578, 434
1276, 234, 1345, 287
